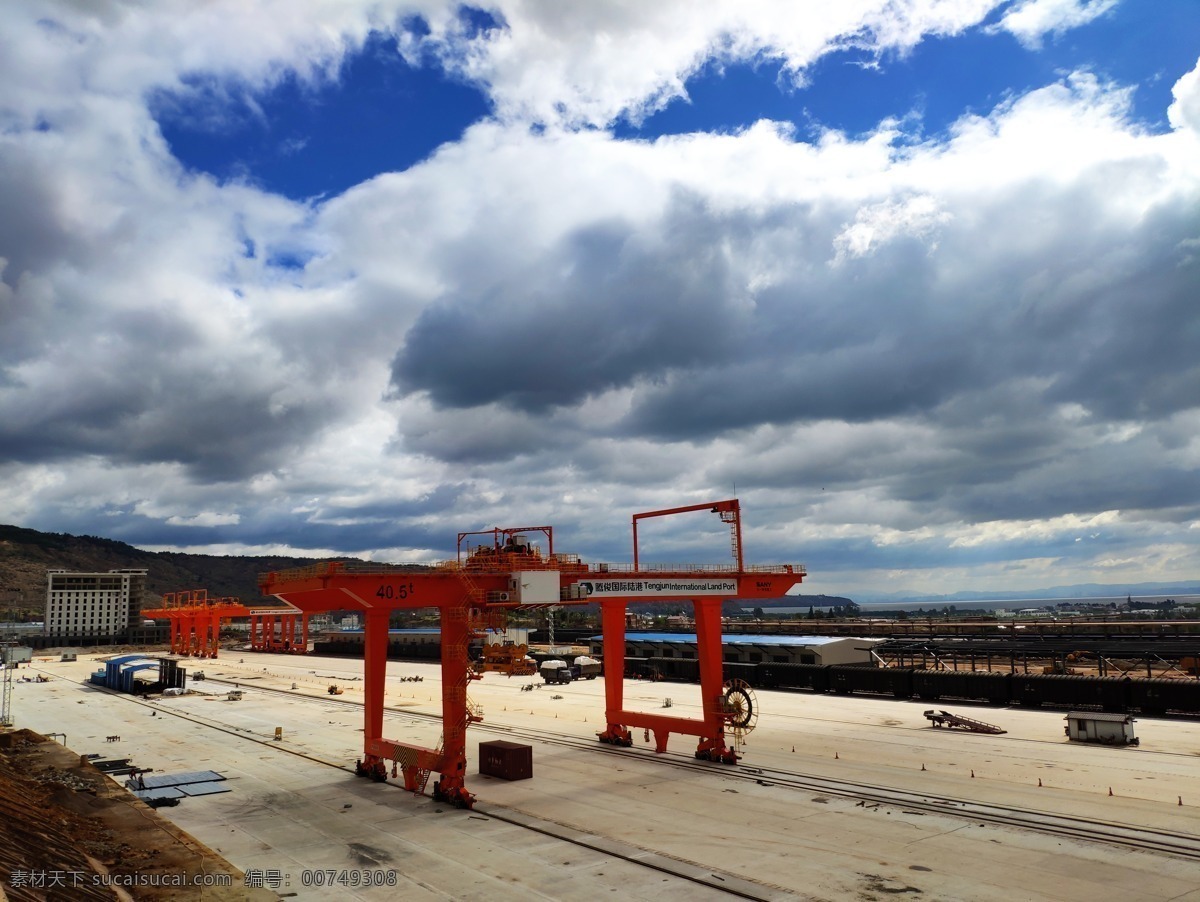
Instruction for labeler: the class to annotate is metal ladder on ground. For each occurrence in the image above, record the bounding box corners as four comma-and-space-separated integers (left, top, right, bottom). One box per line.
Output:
924, 709, 1007, 734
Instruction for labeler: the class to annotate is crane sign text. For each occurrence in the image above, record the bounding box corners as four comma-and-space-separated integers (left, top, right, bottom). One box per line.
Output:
580, 579, 738, 597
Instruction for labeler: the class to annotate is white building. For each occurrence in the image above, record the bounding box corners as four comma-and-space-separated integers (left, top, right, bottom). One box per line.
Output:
45, 569, 148, 639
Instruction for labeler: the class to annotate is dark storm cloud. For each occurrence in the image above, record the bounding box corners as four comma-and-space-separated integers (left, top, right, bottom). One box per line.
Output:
389, 203, 749, 412
1045, 259, 1200, 421
624, 187, 1200, 441
0, 145, 87, 285
377, 157, 1200, 547
0, 294, 336, 481
0, 381, 335, 482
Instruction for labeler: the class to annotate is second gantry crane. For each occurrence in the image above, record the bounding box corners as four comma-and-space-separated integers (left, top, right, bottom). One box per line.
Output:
258, 499, 805, 808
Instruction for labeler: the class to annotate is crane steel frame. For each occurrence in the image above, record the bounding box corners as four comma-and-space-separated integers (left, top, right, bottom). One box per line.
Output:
257, 499, 805, 809
142, 591, 308, 658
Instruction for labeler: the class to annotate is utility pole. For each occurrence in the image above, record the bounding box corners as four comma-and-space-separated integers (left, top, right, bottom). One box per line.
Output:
1, 641, 16, 728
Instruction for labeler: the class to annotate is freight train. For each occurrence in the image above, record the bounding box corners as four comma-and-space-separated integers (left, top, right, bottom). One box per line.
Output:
628, 658, 1200, 716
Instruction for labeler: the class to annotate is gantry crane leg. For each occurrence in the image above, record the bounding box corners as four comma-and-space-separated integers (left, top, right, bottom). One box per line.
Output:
356, 609, 390, 782
694, 597, 737, 763
430, 602, 477, 808
597, 597, 736, 761
598, 600, 633, 746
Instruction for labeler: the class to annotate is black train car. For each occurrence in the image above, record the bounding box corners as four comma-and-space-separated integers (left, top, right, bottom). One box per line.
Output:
723, 661, 759, 687
1126, 677, 1200, 715
628, 657, 760, 686
629, 656, 701, 681
756, 662, 830, 692
1010, 673, 1129, 711
912, 670, 1010, 705
647, 656, 701, 682
828, 665, 914, 698
389, 641, 440, 660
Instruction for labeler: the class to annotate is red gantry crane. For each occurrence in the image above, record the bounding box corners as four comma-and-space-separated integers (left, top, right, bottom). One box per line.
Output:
142, 590, 310, 658
257, 500, 805, 809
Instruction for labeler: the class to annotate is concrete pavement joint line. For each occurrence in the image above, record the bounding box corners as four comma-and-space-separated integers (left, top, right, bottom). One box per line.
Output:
478, 806, 794, 901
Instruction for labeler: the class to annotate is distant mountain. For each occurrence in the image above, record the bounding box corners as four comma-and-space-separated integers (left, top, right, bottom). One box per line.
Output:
0, 524, 341, 614
854, 582, 1200, 604
749, 595, 856, 608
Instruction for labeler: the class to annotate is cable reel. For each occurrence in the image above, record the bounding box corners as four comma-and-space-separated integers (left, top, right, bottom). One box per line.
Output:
720, 678, 758, 742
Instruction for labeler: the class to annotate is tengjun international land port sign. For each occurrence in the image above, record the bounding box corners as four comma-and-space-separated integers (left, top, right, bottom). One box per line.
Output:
579, 579, 738, 597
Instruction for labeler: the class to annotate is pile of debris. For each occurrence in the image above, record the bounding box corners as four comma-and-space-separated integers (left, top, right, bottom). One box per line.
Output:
0, 729, 274, 900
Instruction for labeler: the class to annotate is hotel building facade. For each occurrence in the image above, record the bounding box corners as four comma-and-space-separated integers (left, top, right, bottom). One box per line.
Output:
44, 568, 148, 640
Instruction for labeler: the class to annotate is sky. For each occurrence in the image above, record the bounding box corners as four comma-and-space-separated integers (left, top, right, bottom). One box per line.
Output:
1, 1, 1199, 601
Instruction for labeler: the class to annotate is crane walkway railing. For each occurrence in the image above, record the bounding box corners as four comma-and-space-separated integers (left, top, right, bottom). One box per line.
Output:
261, 560, 805, 583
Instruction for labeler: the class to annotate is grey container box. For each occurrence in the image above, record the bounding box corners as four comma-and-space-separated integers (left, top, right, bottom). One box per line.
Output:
479, 740, 533, 780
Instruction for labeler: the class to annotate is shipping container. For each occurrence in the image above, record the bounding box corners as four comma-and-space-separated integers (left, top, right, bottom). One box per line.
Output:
478, 740, 532, 781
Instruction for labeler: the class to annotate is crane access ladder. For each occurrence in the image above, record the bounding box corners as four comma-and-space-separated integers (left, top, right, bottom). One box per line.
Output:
923, 709, 1007, 735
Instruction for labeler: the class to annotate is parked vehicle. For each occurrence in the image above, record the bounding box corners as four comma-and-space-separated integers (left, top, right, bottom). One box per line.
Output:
540, 660, 574, 684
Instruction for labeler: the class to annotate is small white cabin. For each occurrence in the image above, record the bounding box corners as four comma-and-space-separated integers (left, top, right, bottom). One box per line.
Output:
1064, 711, 1138, 746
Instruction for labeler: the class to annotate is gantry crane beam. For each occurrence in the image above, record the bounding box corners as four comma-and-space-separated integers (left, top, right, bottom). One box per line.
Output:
257, 500, 804, 808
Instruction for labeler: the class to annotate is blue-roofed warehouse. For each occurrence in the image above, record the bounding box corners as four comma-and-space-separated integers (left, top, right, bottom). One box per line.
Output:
96, 655, 187, 694
588, 633, 882, 666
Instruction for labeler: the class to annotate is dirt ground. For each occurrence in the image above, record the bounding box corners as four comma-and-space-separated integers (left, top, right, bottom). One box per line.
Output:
0, 729, 277, 902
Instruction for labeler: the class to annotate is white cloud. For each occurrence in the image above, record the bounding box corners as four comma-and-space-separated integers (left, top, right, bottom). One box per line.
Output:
164, 512, 242, 527
1167, 56, 1200, 137
993, 0, 1119, 49
948, 510, 1121, 548
1, 2, 1197, 597
832, 194, 951, 263
418, 0, 1010, 127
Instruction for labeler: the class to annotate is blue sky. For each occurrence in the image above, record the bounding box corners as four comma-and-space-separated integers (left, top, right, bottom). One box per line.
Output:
2, 1, 1200, 599
154, 2, 1200, 200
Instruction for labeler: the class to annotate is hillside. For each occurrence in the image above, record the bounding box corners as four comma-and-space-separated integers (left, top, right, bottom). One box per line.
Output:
0, 524, 854, 621
0, 524, 338, 615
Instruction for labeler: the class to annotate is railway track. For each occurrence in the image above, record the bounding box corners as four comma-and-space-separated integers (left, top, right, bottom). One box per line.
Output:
200, 674, 1200, 863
